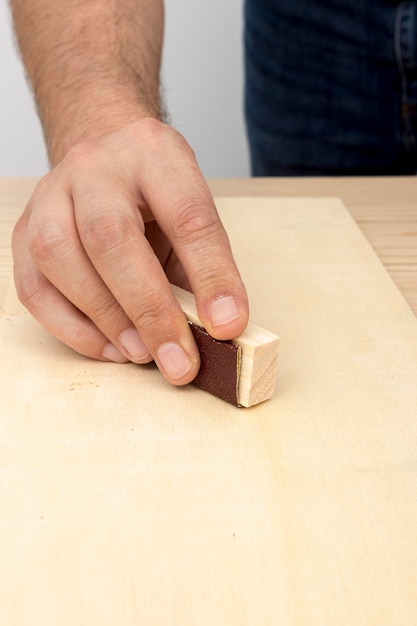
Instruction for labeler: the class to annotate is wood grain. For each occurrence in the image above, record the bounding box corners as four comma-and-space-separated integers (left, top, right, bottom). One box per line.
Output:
209, 176, 417, 316
1, 197, 417, 625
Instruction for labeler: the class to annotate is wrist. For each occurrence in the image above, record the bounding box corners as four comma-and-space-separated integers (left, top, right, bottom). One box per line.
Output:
41, 82, 163, 165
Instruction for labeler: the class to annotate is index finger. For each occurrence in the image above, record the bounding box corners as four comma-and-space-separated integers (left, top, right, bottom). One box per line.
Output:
133, 121, 250, 340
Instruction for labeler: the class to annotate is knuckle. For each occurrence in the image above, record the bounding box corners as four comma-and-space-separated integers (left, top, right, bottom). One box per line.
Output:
134, 117, 164, 139
132, 118, 195, 158
84, 294, 121, 325
64, 140, 99, 171
132, 118, 169, 148
82, 210, 136, 259
130, 292, 170, 334
28, 220, 73, 265
59, 140, 109, 184
168, 200, 220, 245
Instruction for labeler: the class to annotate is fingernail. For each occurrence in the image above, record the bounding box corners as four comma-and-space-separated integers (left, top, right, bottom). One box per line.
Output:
102, 343, 130, 363
209, 296, 240, 328
157, 342, 193, 380
119, 328, 151, 362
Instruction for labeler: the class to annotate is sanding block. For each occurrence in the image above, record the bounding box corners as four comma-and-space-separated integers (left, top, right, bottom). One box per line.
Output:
172, 285, 279, 407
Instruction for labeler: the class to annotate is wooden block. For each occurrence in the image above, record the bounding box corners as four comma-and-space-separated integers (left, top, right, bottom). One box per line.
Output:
171, 284, 280, 407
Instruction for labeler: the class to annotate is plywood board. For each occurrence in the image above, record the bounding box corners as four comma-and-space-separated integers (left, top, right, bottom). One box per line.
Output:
1, 197, 417, 626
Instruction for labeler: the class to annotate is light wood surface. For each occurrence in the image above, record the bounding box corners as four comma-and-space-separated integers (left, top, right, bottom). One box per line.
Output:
209, 176, 417, 317
1, 194, 417, 625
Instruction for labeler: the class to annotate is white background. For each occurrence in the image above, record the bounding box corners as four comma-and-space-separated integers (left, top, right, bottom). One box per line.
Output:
0, 0, 250, 177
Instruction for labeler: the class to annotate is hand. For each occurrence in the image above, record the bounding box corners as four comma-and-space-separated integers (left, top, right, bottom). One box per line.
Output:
12, 119, 249, 385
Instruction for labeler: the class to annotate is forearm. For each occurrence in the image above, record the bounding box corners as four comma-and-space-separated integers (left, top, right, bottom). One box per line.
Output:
10, 0, 164, 164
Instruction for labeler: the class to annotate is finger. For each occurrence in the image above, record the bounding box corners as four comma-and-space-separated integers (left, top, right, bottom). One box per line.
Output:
22, 178, 152, 364
67, 167, 200, 385
129, 121, 250, 339
12, 211, 128, 363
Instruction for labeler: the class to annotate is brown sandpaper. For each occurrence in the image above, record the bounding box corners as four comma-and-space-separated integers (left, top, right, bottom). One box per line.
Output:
189, 322, 242, 406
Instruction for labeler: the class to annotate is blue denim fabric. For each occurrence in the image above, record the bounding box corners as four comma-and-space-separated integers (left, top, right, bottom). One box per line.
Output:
244, 0, 417, 175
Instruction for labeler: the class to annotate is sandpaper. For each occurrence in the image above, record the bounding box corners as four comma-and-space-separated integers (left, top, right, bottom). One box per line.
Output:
189, 322, 241, 406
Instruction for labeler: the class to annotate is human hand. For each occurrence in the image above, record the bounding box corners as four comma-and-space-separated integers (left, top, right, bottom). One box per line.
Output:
12, 119, 249, 385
